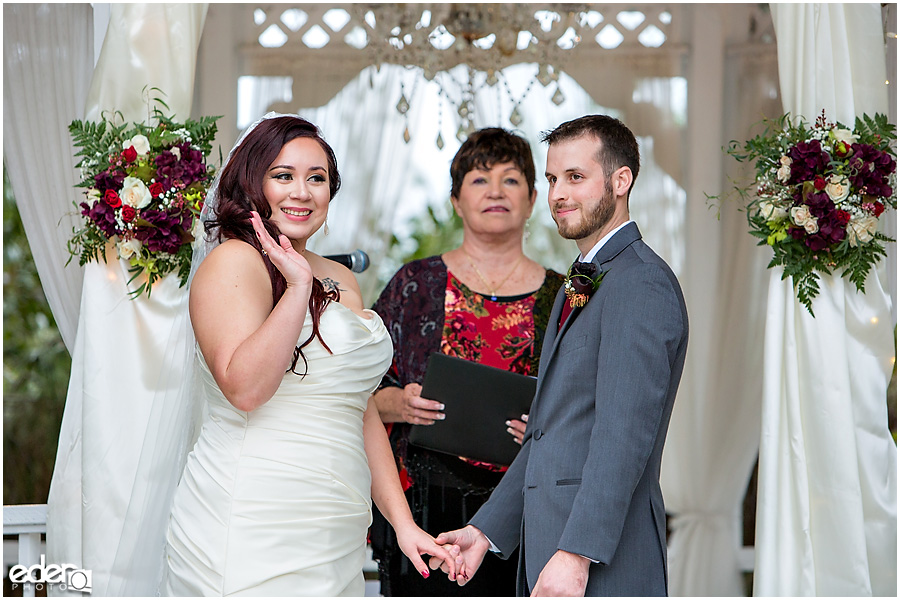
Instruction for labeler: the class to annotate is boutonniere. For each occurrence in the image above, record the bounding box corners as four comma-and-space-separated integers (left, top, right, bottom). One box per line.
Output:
564, 261, 605, 308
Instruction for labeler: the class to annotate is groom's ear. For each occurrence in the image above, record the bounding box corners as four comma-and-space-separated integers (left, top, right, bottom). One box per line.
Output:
611, 166, 633, 199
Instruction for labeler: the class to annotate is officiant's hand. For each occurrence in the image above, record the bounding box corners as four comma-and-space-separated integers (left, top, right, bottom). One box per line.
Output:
375, 383, 446, 425
249, 211, 313, 291
507, 413, 528, 445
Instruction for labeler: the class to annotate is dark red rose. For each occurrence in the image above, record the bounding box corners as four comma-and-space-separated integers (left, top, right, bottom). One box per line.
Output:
835, 210, 851, 225
568, 261, 599, 295
122, 146, 137, 163
149, 182, 164, 197
122, 205, 137, 222
814, 176, 827, 190
104, 189, 122, 208
873, 202, 885, 217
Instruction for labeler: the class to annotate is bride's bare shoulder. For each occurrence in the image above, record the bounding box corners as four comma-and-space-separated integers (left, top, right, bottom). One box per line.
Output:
192, 239, 269, 289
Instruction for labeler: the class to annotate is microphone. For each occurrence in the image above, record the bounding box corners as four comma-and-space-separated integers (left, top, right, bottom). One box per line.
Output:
324, 249, 370, 273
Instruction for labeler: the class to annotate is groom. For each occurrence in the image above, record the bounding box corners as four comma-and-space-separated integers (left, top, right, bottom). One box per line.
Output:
432, 115, 689, 596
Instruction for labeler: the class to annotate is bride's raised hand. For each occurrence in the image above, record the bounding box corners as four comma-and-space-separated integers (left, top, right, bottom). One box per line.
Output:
249, 211, 313, 290
394, 522, 461, 581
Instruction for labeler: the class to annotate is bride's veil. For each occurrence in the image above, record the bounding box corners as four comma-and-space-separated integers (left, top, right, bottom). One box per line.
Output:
105, 112, 293, 595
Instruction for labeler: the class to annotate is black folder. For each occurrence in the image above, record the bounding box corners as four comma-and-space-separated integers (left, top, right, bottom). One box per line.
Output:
408, 353, 537, 466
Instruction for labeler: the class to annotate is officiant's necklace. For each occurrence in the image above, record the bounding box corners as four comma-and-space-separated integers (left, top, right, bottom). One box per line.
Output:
463, 248, 523, 302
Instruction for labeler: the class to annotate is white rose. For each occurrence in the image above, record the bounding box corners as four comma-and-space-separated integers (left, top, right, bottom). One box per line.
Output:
832, 128, 859, 146
170, 146, 181, 161
759, 200, 788, 221
125, 134, 151, 156
791, 205, 812, 226
777, 165, 792, 182
86, 188, 101, 202
780, 155, 792, 166
120, 176, 153, 209
803, 217, 819, 234
847, 214, 878, 247
824, 175, 851, 202
117, 238, 142, 260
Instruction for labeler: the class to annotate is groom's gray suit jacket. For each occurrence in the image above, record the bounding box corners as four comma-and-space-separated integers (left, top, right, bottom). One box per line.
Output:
469, 222, 688, 596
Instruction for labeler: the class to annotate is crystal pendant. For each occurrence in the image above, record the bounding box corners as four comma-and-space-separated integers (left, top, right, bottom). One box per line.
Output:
551, 86, 566, 106
536, 64, 553, 86
456, 123, 468, 142
486, 69, 499, 86
436, 132, 445, 150
396, 94, 410, 115
457, 101, 471, 119
423, 67, 436, 81
509, 107, 523, 127
403, 126, 411, 143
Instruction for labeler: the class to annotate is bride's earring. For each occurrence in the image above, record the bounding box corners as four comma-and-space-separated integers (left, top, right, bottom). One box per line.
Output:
324, 221, 330, 236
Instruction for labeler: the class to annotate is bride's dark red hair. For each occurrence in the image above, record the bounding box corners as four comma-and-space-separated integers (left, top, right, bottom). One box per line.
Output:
206, 116, 342, 375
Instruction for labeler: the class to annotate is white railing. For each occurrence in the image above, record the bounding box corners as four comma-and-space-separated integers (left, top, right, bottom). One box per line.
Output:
3, 504, 47, 597
2, 504, 381, 596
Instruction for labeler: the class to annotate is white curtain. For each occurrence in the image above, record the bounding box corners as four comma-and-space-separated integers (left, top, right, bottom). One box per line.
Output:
662, 34, 782, 596
295, 65, 427, 304
45, 4, 209, 596
755, 3, 897, 596
2, 3, 94, 352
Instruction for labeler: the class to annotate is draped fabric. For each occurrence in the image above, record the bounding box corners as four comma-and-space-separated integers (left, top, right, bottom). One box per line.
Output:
661, 18, 781, 594
2, 3, 94, 352
44, 4, 209, 596
295, 64, 452, 304
755, 3, 897, 595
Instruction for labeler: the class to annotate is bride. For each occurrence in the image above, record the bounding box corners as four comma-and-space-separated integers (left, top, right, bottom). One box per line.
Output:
164, 114, 458, 595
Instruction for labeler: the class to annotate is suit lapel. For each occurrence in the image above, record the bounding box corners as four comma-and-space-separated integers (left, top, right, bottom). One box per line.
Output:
540, 223, 643, 374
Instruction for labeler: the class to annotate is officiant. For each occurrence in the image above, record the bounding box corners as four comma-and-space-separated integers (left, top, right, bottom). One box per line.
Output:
369, 127, 564, 596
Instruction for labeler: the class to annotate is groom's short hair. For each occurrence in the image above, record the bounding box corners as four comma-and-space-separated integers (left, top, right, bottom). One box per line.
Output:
541, 115, 640, 199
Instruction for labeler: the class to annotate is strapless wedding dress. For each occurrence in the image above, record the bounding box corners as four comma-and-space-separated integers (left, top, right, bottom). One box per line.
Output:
165, 302, 392, 596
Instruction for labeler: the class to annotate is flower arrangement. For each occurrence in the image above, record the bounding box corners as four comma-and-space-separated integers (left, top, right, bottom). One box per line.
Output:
724, 111, 896, 315
68, 95, 220, 297
564, 261, 604, 308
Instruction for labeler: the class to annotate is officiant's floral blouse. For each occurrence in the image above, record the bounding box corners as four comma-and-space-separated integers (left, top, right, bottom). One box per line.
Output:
371, 255, 563, 477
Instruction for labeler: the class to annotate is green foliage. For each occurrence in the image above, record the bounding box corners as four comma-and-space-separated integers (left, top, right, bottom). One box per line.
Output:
393, 203, 464, 262
3, 166, 71, 504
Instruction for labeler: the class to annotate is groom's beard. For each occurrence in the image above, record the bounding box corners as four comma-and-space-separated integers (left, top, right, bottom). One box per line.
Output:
554, 179, 616, 241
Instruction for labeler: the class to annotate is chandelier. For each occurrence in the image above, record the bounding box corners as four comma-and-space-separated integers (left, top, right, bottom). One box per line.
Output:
357, 4, 590, 145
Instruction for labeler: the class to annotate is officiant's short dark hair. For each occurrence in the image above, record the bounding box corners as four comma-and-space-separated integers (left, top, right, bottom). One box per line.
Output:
450, 127, 536, 199
541, 115, 640, 198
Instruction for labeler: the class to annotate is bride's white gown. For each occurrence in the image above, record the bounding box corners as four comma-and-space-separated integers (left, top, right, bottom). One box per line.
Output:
165, 302, 392, 596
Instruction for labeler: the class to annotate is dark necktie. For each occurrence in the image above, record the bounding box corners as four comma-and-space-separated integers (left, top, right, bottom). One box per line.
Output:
558, 299, 575, 329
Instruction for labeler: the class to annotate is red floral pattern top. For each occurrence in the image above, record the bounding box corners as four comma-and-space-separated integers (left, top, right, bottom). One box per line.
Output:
442, 272, 541, 376
442, 272, 544, 471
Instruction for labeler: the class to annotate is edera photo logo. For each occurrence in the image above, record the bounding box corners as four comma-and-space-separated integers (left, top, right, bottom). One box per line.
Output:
8, 555, 92, 593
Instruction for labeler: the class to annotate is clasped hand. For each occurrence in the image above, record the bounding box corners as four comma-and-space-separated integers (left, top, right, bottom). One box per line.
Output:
426, 526, 590, 596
